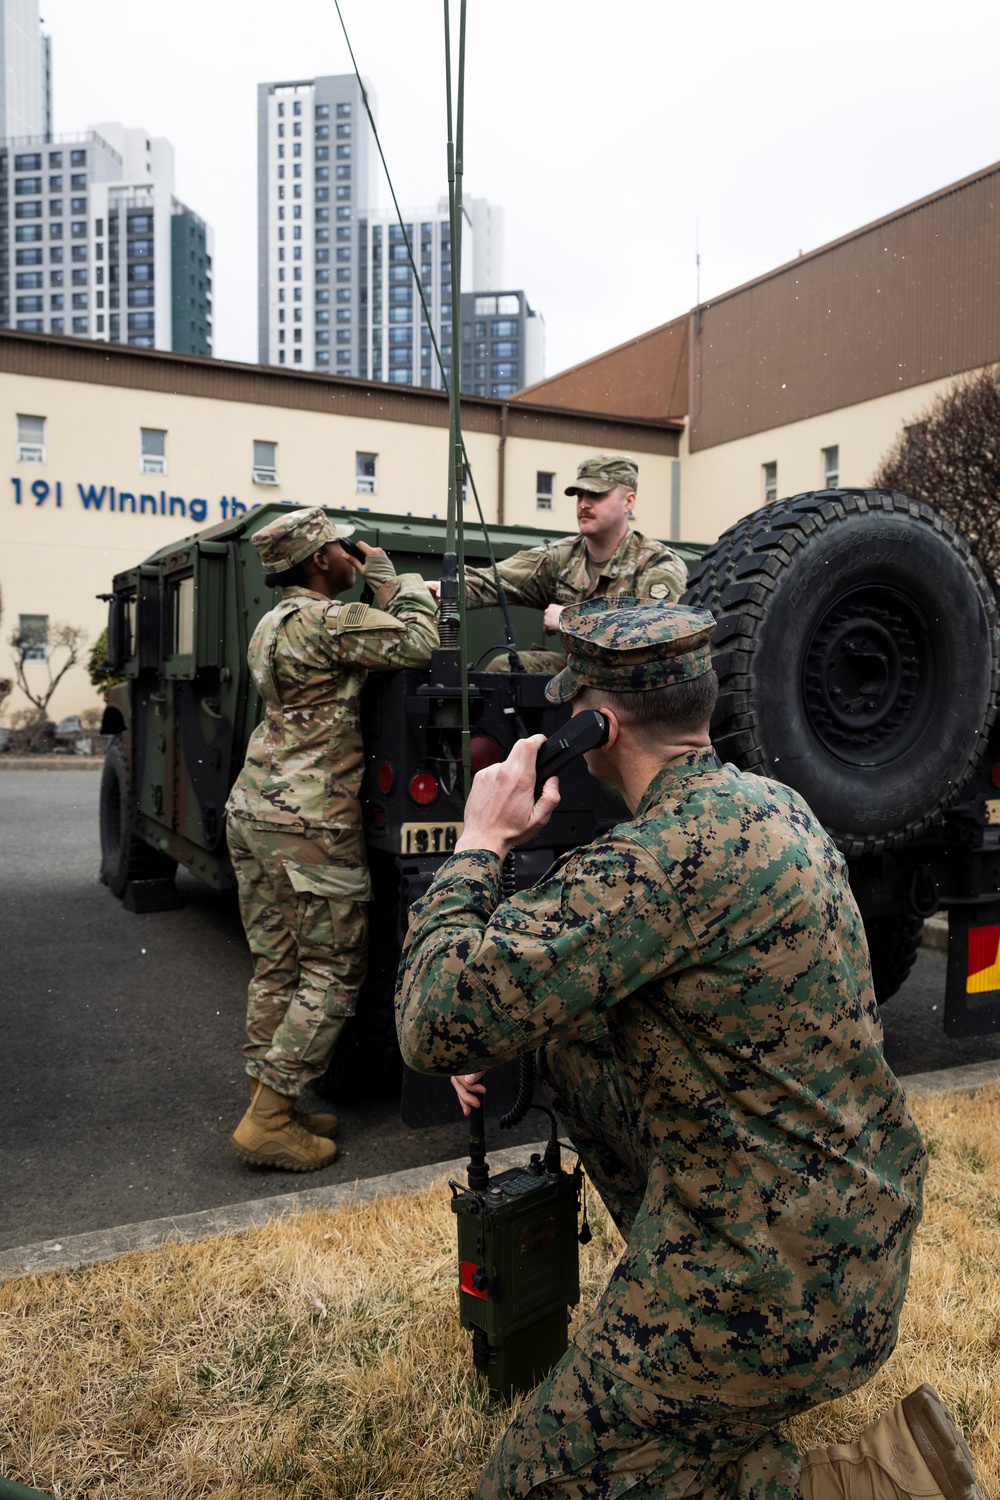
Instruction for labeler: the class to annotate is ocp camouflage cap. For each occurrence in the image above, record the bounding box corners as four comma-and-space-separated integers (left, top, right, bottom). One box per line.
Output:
565, 454, 639, 496
544, 596, 716, 704
251, 507, 355, 574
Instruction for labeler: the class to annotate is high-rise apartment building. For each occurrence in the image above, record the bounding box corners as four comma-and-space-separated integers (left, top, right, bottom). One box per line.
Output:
0, 122, 212, 352
458, 290, 545, 398
258, 73, 518, 389
360, 202, 469, 389
0, 0, 50, 141
257, 73, 376, 372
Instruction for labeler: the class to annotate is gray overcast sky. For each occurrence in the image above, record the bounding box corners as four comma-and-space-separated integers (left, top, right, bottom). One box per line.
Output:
38, 0, 1000, 378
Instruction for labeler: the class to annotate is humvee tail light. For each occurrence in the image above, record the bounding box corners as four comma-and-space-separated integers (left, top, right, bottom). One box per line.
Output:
378, 760, 395, 795
408, 771, 439, 806
470, 736, 504, 774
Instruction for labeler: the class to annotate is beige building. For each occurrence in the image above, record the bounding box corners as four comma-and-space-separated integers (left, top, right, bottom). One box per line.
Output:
0, 329, 680, 721
519, 159, 1000, 546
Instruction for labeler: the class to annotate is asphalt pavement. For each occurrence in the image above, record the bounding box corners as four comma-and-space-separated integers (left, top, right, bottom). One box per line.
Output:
3, 766, 1000, 1256
0, 767, 542, 1254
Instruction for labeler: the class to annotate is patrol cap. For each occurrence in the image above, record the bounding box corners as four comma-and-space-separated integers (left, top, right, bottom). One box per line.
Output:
544, 596, 716, 705
251, 506, 355, 574
565, 453, 639, 496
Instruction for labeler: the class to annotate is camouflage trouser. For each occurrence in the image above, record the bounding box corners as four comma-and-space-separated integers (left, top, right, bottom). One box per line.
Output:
475, 1036, 808, 1498
227, 817, 372, 1096
476, 1348, 804, 1498
485, 648, 568, 674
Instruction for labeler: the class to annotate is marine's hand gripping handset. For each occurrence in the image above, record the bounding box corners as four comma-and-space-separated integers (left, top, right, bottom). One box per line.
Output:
532, 709, 610, 797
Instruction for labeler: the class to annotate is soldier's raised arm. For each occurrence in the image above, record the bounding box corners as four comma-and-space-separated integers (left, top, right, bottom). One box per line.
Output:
323, 543, 438, 670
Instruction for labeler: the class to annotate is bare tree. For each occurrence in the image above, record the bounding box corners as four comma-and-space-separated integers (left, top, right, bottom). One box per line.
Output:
872, 364, 1000, 603
9, 620, 87, 741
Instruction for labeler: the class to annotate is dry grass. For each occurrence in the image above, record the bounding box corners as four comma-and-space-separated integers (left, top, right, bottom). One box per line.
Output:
1, 1087, 998, 1498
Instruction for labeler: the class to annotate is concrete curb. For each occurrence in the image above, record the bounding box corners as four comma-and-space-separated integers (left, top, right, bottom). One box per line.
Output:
5, 1061, 1000, 1285
0, 757, 102, 771
922, 915, 948, 952
0, 1139, 550, 1282
7, 1055, 1000, 1282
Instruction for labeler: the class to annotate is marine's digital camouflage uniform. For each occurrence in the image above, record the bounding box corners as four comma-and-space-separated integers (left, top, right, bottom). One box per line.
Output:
463, 527, 688, 673
396, 681, 927, 1492
227, 557, 437, 1096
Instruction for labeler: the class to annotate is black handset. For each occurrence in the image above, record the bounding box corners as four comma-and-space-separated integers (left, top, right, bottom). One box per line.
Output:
533, 710, 610, 796
340, 537, 365, 561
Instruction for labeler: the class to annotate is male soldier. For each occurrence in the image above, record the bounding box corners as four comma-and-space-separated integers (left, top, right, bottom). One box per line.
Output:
227, 507, 437, 1173
396, 598, 982, 1499
427, 454, 687, 671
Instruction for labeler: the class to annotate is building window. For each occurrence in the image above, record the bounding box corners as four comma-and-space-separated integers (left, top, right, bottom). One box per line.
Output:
336, 103, 351, 117
253, 439, 278, 485
17, 614, 48, 661
762, 461, 777, 505
16, 413, 45, 463
356, 451, 377, 495
140, 427, 167, 474
822, 445, 839, 488
536, 471, 554, 511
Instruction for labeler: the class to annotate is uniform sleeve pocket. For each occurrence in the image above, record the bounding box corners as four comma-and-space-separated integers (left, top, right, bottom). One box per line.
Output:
285, 863, 374, 901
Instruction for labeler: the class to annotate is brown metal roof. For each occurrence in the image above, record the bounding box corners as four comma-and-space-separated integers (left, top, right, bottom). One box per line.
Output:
518, 157, 1000, 450
689, 157, 1000, 451
517, 314, 689, 424
0, 329, 681, 455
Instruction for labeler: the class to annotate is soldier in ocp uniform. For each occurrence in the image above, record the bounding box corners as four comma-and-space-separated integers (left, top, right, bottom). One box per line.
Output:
226, 507, 437, 1172
396, 599, 981, 1498
427, 454, 688, 672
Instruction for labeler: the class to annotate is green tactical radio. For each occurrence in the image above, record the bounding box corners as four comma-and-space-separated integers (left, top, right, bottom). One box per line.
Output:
450, 1100, 586, 1402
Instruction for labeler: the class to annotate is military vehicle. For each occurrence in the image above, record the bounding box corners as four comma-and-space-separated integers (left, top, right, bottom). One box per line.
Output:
96, 502, 703, 1095
98, 482, 1000, 1101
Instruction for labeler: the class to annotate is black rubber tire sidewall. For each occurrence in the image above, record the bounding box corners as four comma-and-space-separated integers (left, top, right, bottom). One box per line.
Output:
685, 491, 999, 855
99, 736, 131, 897
99, 735, 178, 896
864, 913, 924, 1007
749, 509, 990, 847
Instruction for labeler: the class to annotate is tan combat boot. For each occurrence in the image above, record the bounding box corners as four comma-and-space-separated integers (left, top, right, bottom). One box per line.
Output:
230, 1081, 338, 1171
247, 1079, 338, 1139
801, 1385, 983, 1500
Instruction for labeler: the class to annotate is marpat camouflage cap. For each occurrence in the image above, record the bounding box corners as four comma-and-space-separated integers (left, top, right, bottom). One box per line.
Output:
544, 596, 716, 704
565, 453, 639, 496
251, 507, 355, 574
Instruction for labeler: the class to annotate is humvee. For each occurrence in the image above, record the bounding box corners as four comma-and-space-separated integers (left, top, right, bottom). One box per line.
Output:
96, 502, 702, 1096
98, 487, 1000, 1100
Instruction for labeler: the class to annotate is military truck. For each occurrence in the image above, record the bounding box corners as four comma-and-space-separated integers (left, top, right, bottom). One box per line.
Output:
98, 487, 1000, 1099
97, 501, 698, 1096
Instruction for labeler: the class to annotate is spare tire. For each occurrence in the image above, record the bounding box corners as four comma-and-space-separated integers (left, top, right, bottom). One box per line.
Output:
683, 489, 1000, 856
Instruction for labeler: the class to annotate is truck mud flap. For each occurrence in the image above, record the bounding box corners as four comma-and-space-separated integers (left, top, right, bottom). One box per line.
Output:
945, 903, 1000, 1037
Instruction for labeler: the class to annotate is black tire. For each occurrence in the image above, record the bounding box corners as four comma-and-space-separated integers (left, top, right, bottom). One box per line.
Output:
683, 489, 1000, 856
99, 736, 177, 897
865, 913, 924, 1007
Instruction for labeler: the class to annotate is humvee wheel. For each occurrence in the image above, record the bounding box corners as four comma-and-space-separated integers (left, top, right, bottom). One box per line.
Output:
683, 489, 1000, 856
865, 913, 924, 1007
99, 736, 177, 898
